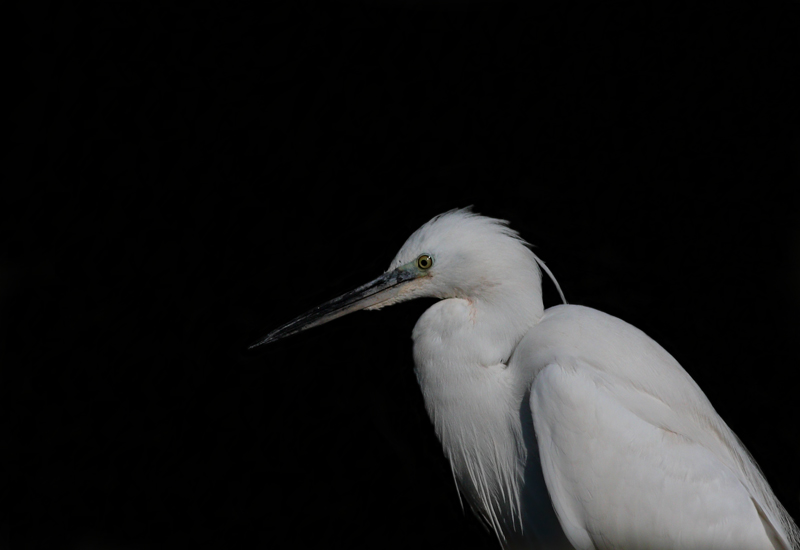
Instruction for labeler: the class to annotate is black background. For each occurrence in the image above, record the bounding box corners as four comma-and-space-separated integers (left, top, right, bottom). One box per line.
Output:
10, 1, 800, 549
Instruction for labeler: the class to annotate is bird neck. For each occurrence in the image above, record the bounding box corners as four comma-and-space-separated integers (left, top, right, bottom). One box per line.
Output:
471, 273, 544, 361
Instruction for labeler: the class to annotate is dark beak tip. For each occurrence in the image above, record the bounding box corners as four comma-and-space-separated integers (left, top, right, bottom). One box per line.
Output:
247, 334, 277, 351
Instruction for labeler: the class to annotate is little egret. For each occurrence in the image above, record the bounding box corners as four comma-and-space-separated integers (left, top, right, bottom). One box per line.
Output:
251, 208, 799, 549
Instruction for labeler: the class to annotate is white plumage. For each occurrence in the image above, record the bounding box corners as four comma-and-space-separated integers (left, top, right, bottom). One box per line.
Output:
253, 208, 799, 549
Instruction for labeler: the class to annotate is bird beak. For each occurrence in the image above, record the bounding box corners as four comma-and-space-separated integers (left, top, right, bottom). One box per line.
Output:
248, 267, 419, 349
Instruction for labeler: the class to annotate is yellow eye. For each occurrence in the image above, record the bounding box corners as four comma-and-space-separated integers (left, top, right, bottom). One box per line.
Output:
416, 254, 433, 270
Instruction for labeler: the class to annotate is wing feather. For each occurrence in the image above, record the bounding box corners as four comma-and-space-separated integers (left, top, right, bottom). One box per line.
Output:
515, 305, 798, 550
531, 362, 781, 549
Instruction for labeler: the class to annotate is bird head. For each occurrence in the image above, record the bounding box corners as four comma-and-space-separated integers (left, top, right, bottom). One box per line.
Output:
249, 207, 562, 348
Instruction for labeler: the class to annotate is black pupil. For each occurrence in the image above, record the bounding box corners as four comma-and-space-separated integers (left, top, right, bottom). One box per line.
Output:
420, 257, 429, 267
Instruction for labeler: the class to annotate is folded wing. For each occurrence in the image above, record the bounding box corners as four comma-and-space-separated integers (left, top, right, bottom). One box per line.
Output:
530, 360, 794, 549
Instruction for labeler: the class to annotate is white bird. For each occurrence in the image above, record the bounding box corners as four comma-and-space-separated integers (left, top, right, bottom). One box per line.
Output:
251, 208, 799, 550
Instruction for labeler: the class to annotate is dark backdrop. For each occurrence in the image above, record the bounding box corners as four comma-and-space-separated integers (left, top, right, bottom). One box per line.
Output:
10, 1, 800, 549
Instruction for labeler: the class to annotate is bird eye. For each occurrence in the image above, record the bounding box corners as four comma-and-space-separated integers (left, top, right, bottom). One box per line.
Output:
417, 254, 433, 270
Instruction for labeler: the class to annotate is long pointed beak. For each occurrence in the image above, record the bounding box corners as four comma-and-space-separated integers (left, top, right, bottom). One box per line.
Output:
248, 268, 418, 349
